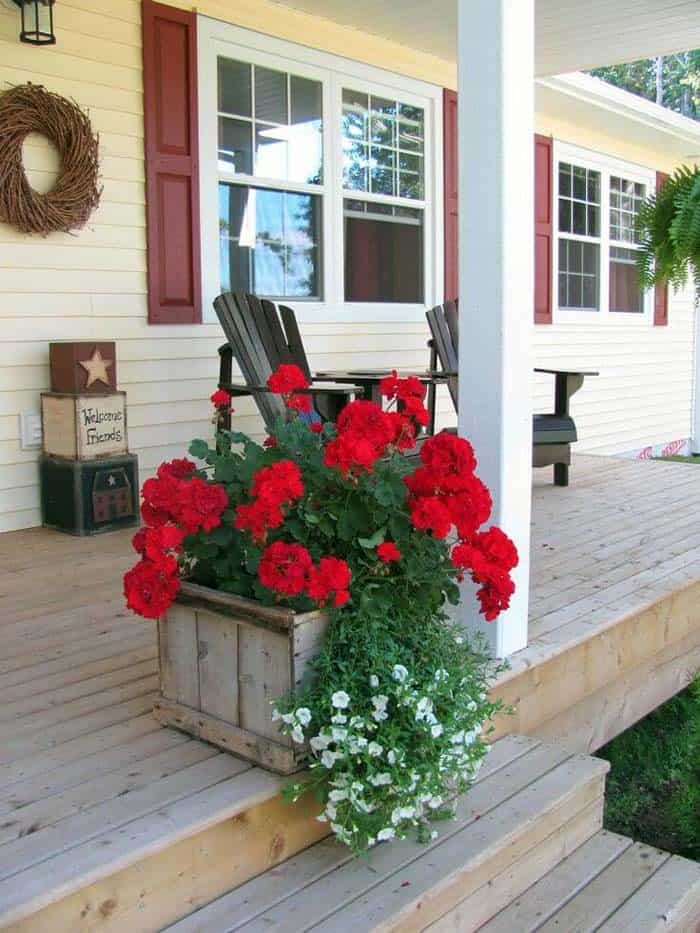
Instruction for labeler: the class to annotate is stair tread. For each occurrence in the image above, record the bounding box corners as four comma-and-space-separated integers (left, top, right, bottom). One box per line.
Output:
0, 751, 282, 928
165, 734, 608, 933
481, 830, 700, 933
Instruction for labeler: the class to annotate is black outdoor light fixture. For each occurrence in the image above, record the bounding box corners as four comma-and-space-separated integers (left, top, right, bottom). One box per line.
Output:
12, 0, 56, 46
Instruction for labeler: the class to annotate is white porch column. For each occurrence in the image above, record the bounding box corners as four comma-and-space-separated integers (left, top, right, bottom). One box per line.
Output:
692, 289, 700, 454
456, 0, 533, 657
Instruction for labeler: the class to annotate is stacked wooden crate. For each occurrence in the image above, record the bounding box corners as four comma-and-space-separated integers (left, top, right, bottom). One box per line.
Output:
40, 341, 138, 535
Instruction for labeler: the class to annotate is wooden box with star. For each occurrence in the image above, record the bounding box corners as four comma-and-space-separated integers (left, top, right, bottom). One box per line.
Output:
41, 392, 128, 460
49, 341, 117, 395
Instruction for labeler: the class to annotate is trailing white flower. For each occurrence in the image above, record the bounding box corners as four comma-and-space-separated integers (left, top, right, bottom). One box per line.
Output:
392, 664, 409, 683
387, 750, 397, 765
377, 827, 396, 842
369, 772, 393, 786
369, 674, 379, 688
296, 707, 312, 726
331, 690, 350, 709
291, 726, 305, 744
368, 742, 383, 757
431, 723, 443, 738
321, 749, 343, 768
328, 788, 349, 802
310, 732, 332, 751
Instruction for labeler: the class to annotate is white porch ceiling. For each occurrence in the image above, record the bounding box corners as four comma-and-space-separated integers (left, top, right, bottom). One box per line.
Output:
267, 0, 700, 76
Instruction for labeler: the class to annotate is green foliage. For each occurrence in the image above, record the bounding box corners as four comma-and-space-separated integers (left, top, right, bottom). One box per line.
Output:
275, 608, 503, 853
635, 165, 700, 290
591, 51, 700, 119
599, 678, 700, 859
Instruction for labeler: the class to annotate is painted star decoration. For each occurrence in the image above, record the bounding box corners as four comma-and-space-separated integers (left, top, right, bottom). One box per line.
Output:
107, 474, 116, 487
79, 348, 113, 388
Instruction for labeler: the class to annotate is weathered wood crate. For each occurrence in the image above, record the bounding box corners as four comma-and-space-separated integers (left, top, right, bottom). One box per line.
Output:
154, 581, 329, 774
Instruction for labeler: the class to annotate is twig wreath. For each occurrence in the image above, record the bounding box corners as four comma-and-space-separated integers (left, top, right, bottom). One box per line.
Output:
0, 83, 101, 236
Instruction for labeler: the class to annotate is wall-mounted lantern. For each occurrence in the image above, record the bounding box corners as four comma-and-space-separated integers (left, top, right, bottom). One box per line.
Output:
12, 0, 56, 46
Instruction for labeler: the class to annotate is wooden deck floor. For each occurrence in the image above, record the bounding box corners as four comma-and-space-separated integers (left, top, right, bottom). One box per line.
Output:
1, 453, 700, 927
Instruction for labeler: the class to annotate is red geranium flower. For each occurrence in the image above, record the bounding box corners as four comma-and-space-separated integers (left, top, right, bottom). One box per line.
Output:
473, 526, 519, 571
376, 541, 401, 563
141, 472, 183, 527
267, 364, 309, 395
336, 401, 395, 452
410, 495, 452, 539
324, 432, 380, 475
386, 412, 416, 452
445, 477, 493, 539
157, 458, 196, 480
310, 422, 323, 434
210, 388, 232, 408
258, 541, 313, 596
124, 559, 180, 619
132, 527, 147, 555
264, 436, 277, 448
178, 477, 228, 533
286, 393, 313, 414
420, 433, 478, 492
307, 556, 351, 607
234, 500, 284, 542
250, 460, 304, 506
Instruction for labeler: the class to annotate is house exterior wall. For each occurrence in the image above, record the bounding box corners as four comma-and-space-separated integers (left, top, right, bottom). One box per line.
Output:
0, 0, 695, 532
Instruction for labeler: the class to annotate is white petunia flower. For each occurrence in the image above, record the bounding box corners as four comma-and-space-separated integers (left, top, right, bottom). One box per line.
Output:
367, 836, 376, 847
372, 694, 389, 710
310, 733, 331, 751
281, 712, 295, 725
332, 727, 348, 742
428, 795, 443, 809
331, 713, 348, 724
329, 788, 349, 802
325, 803, 337, 820
369, 772, 393, 786
296, 707, 312, 726
434, 668, 449, 683
349, 716, 365, 729
377, 827, 396, 842
271, 708, 282, 721
430, 830, 439, 840
368, 742, 383, 757
431, 723, 443, 738
331, 690, 350, 709
387, 750, 397, 765
454, 635, 464, 645
391, 806, 415, 825
370, 674, 379, 688
392, 664, 409, 683
321, 750, 342, 769
372, 709, 388, 722
291, 726, 305, 744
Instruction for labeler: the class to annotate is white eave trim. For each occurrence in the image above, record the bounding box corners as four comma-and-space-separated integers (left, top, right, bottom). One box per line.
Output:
538, 71, 700, 153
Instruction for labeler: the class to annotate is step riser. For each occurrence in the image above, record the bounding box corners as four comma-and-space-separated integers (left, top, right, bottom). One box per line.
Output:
381, 770, 607, 933
424, 795, 604, 933
2, 793, 328, 933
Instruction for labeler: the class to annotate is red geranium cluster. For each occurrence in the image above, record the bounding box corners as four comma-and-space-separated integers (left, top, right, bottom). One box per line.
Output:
404, 433, 518, 621
258, 542, 351, 607
267, 363, 312, 414
323, 374, 429, 476
235, 459, 304, 543
124, 458, 229, 619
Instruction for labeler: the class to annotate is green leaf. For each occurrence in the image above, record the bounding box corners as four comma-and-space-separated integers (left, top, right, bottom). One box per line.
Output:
373, 474, 408, 508
189, 439, 210, 461
358, 527, 386, 549
210, 524, 233, 547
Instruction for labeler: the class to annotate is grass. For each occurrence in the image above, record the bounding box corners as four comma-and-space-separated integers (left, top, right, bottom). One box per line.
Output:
598, 679, 700, 860
655, 454, 700, 464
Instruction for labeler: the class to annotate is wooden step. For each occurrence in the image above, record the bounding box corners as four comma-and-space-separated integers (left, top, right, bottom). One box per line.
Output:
163, 735, 608, 933
0, 747, 327, 932
480, 830, 700, 932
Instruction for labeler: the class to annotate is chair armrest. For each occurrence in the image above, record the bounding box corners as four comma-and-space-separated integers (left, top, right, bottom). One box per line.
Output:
219, 381, 365, 396
534, 367, 599, 377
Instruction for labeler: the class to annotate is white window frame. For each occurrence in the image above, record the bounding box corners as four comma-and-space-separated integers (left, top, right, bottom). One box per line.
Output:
553, 140, 655, 325
198, 16, 443, 324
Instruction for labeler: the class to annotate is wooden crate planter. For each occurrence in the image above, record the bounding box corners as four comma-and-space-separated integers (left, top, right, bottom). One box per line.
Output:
153, 581, 329, 774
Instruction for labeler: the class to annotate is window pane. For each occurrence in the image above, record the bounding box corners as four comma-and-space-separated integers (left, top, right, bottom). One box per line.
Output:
255, 66, 287, 123
343, 139, 368, 191
218, 117, 252, 174
610, 246, 643, 312
255, 124, 287, 178
344, 199, 423, 303
610, 175, 645, 244
218, 58, 251, 117
219, 183, 321, 299
558, 162, 600, 237
558, 238, 599, 310
289, 75, 323, 184
343, 88, 424, 201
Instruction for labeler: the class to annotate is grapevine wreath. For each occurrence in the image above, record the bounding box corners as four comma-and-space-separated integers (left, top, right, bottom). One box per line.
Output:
0, 83, 101, 235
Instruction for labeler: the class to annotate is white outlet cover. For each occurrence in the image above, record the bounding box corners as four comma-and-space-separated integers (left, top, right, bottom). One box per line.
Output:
20, 411, 42, 450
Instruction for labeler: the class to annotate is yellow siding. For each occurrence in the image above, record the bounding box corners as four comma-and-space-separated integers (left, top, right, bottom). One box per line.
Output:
0, 0, 696, 531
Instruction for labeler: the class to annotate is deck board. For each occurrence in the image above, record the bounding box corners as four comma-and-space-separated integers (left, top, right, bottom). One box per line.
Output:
0, 454, 699, 928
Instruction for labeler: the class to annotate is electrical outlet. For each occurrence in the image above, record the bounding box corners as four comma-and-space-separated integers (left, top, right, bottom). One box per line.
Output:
20, 411, 42, 450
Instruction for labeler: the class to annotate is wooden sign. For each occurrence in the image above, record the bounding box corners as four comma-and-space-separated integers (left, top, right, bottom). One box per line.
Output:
49, 341, 117, 395
41, 392, 128, 460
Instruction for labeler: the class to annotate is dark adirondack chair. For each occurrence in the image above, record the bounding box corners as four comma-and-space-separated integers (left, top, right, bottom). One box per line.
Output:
213, 292, 356, 429
426, 301, 597, 486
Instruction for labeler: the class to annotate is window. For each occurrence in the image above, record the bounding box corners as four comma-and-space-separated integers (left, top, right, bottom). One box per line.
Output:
341, 91, 425, 303
216, 57, 323, 300
554, 144, 653, 320
199, 22, 440, 318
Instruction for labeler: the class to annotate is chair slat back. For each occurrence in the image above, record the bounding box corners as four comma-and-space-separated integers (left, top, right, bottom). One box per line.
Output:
279, 304, 312, 381
213, 292, 286, 425
426, 302, 459, 410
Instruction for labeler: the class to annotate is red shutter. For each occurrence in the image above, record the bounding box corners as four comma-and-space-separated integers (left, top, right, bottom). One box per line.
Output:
534, 134, 553, 324
443, 88, 459, 302
142, 0, 201, 324
654, 171, 669, 327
